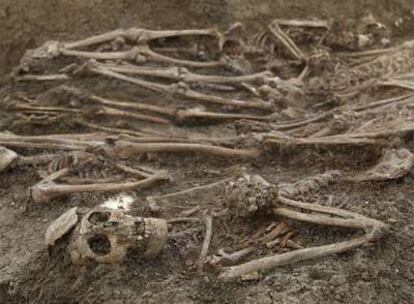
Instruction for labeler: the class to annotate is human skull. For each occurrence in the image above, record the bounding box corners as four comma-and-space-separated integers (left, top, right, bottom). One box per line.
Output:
58, 208, 168, 264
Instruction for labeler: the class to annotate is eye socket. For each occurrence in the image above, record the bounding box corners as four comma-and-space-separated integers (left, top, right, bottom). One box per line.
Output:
88, 234, 111, 255
88, 211, 110, 224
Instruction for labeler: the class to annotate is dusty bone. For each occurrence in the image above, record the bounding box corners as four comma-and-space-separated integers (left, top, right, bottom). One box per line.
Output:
107, 140, 261, 159
0, 132, 105, 151
40, 168, 71, 183
75, 120, 168, 138
63, 29, 126, 49
350, 148, 414, 182
114, 163, 162, 179
63, 27, 218, 50
198, 213, 213, 270
7, 95, 172, 125
378, 79, 414, 91
45, 207, 79, 246
279, 170, 342, 198
88, 65, 271, 110
262, 131, 384, 147
149, 178, 231, 202
88, 95, 176, 117
13, 74, 70, 82
0, 146, 18, 172
218, 174, 388, 280
208, 247, 256, 266
61, 45, 223, 68
125, 27, 219, 44
94, 106, 172, 125
353, 93, 414, 112
98, 62, 274, 84
219, 200, 387, 280
219, 228, 384, 280
176, 108, 274, 123
31, 171, 168, 204
67, 208, 168, 264
268, 20, 305, 61
276, 19, 330, 29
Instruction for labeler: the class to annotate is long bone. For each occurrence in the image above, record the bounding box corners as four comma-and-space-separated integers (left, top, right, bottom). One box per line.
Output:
61, 45, 223, 68
7, 101, 171, 125
97, 62, 274, 85
176, 108, 274, 123
218, 194, 388, 280
0, 132, 106, 151
88, 64, 271, 110
106, 140, 261, 159
63, 27, 219, 49
31, 170, 169, 204
268, 20, 306, 61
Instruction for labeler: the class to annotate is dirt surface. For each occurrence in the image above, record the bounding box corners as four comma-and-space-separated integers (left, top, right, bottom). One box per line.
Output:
1, 1, 414, 304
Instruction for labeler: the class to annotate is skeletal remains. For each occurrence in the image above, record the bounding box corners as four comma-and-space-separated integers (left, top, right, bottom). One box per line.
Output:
3, 18, 414, 281
46, 170, 389, 280
46, 207, 168, 264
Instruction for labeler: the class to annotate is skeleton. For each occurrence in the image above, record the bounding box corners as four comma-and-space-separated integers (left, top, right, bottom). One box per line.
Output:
329, 40, 414, 95
13, 27, 221, 75
218, 173, 388, 280
46, 207, 168, 264
262, 120, 414, 148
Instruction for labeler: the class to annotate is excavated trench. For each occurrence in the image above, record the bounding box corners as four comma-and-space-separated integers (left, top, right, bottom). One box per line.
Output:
1, 1, 414, 304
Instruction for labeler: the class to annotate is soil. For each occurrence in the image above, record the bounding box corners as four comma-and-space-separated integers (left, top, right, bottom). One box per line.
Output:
1, 1, 414, 304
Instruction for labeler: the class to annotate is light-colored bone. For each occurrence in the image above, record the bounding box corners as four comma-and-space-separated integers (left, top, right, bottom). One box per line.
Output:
176, 108, 274, 123
218, 175, 388, 280
68, 208, 168, 264
98, 62, 274, 84
351, 148, 414, 182
31, 171, 168, 204
0, 146, 18, 172
88, 65, 271, 110
107, 140, 261, 159
0, 132, 105, 151
62, 45, 223, 68
208, 247, 256, 266
63, 27, 218, 50
268, 20, 305, 61
45, 207, 79, 246
276, 19, 330, 29
198, 213, 213, 270
13, 74, 70, 82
